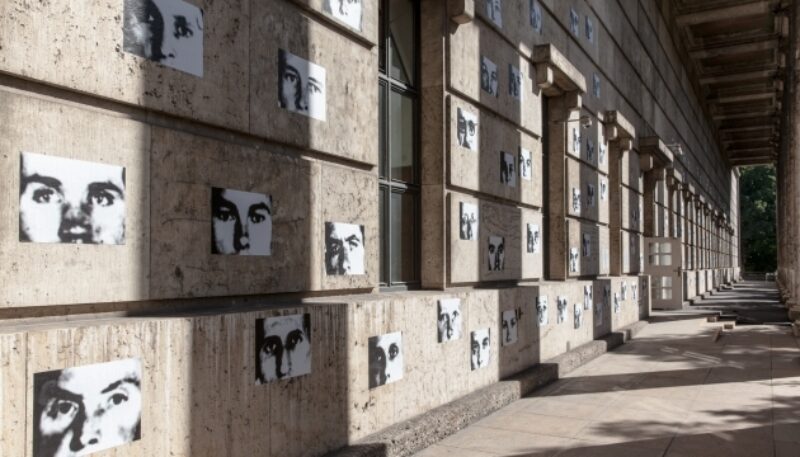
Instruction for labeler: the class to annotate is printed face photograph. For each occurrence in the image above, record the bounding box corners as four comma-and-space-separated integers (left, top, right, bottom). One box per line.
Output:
278, 49, 327, 121
569, 247, 579, 273
486, 0, 502, 27
600, 179, 608, 200
487, 235, 505, 271
211, 187, 272, 256
456, 108, 479, 151
509, 64, 522, 100
594, 301, 603, 326
632, 284, 638, 301
255, 314, 311, 384
572, 127, 580, 154
33, 358, 141, 457
593, 73, 601, 98
604, 285, 611, 305
614, 292, 621, 313
582, 233, 591, 257
459, 202, 478, 241
556, 297, 568, 324
325, 222, 365, 275
572, 188, 581, 214
574, 303, 583, 329
480, 56, 498, 97
369, 332, 403, 388
536, 296, 548, 326
621, 282, 628, 300
599, 142, 606, 164
587, 183, 595, 207
586, 16, 594, 42
20, 153, 125, 245
324, 0, 362, 31
587, 138, 595, 162
500, 151, 516, 187
519, 148, 532, 180
584, 285, 593, 310
122, 0, 204, 77
530, 224, 541, 253
570, 8, 579, 36
437, 298, 462, 342
530, 0, 542, 33
501, 309, 519, 346
470, 328, 490, 370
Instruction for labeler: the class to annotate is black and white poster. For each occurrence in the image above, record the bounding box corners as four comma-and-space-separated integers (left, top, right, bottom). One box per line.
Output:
587, 183, 595, 207
459, 202, 478, 241
632, 284, 638, 301
594, 300, 603, 327
526, 223, 540, 254
604, 284, 611, 306
621, 282, 628, 300
123, 0, 204, 77
486, 0, 502, 27
368, 331, 403, 388
599, 142, 606, 165
325, 222, 366, 275
437, 298, 462, 342
574, 303, 583, 329
593, 73, 601, 98
519, 148, 532, 181
569, 247, 579, 273
536, 295, 549, 326
323, 0, 363, 31
501, 309, 519, 346
279, 49, 327, 121
600, 178, 608, 201
211, 187, 272, 256
457, 108, 479, 151
613, 292, 621, 314
572, 188, 581, 214
470, 328, 490, 370
488, 235, 505, 271
20, 153, 126, 245
572, 127, 581, 154
585, 15, 594, 43
256, 314, 311, 384
582, 233, 591, 258
480, 56, 499, 97
530, 0, 542, 34
584, 285, 593, 311
33, 359, 142, 457
569, 8, 580, 36
500, 151, 516, 187
509, 64, 522, 101
556, 296, 568, 324
586, 138, 595, 162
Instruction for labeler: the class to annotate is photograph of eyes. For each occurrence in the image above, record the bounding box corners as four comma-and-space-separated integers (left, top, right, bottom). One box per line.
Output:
32, 358, 142, 457
486, 0, 502, 27
470, 328, 490, 370
530, 0, 542, 33
480, 56, 498, 97
459, 202, 478, 241
211, 187, 272, 256
519, 148, 532, 181
572, 187, 581, 214
456, 108, 479, 151
569, 247, 579, 273
536, 296, 548, 326
278, 49, 327, 121
574, 303, 583, 329
325, 222, 365, 275
368, 331, 403, 388
255, 314, 311, 384
508, 64, 522, 101
19, 152, 125, 245
324, 0, 363, 31
584, 285, 593, 310
487, 235, 505, 272
500, 151, 516, 187
556, 296, 567, 324
594, 300, 603, 326
526, 223, 540, 254
614, 292, 621, 313
122, 0, 204, 77
582, 233, 591, 258
501, 309, 519, 346
437, 298, 462, 343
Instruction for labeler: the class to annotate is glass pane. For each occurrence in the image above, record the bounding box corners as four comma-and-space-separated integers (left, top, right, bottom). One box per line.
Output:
649, 242, 659, 255
661, 288, 672, 300
379, 0, 386, 73
379, 186, 388, 284
662, 276, 673, 287
389, 0, 416, 85
649, 255, 659, 266
661, 242, 672, 253
379, 82, 387, 178
661, 254, 672, 266
390, 191, 417, 283
390, 90, 415, 182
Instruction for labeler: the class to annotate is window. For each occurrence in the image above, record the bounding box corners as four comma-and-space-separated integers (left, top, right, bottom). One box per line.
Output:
379, 0, 419, 287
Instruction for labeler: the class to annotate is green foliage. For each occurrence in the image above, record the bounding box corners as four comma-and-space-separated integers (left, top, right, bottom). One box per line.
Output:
739, 165, 777, 272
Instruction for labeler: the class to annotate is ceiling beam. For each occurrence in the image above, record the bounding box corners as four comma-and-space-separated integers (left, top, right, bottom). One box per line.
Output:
699, 69, 777, 85
676, 1, 773, 26
689, 39, 779, 59
710, 92, 775, 104
712, 110, 777, 120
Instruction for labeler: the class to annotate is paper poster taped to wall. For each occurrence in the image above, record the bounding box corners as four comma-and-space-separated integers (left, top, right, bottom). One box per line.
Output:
574, 303, 583, 329
480, 56, 499, 97
123, 0, 204, 77
587, 183, 595, 207
255, 313, 311, 384
572, 188, 581, 214
486, 0, 502, 27
594, 300, 603, 327
459, 202, 478, 241
614, 292, 621, 313
600, 178, 608, 200
536, 295, 549, 326
33, 359, 142, 457
569, 8, 580, 36
212, 187, 273, 256
585, 16, 595, 43
501, 309, 519, 346
583, 233, 591, 257
325, 222, 366, 275
324, 0, 363, 31
599, 142, 607, 164
488, 236, 505, 271
569, 247, 579, 273
279, 49, 327, 121
593, 73, 601, 98
587, 138, 595, 162
457, 108, 479, 151
519, 148, 532, 181
20, 152, 126, 245
509, 64, 522, 101
527, 223, 540, 254
471, 328, 491, 370
438, 298, 463, 342
369, 331, 403, 388
557, 296, 568, 324
530, 0, 542, 33
501, 151, 516, 187
584, 285, 593, 310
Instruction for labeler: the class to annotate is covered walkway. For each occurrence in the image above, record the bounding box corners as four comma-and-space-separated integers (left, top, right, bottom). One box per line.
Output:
416, 281, 800, 457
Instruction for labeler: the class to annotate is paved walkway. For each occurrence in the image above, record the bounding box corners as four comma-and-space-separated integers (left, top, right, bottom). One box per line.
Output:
415, 281, 800, 457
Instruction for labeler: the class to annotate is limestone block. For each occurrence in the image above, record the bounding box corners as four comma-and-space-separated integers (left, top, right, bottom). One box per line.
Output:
448, 192, 481, 284
535, 281, 595, 360
565, 219, 581, 278
598, 173, 610, 225
0, 0, 250, 131
580, 161, 599, 222
250, 0, 378, 165
148, 127, 328, 298
620, 230, 631, 273
291, 0, 378, 44
598, 225, 610, 276
566, 157, 595, 220
629, 231, 643, 274
622, 148, 643, 192
0, 332, 25, 457
638, 275, 651, 319
448, 95, 544, 207
0, 90, 150, 308
578, 222, 600, 277
497, 286, 542, 377
479, 200, 522, 282
448, 19, 543, 137
520, 209, 545, 279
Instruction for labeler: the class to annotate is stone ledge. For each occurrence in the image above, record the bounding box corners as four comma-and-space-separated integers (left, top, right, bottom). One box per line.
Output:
326, 321, 648, 457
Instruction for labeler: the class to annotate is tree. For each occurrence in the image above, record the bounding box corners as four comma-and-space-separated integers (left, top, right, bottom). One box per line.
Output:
739, 165, 777, 272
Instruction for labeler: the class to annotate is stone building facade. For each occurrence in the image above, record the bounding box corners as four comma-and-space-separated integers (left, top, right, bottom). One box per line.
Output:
0, 0, 740, 456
